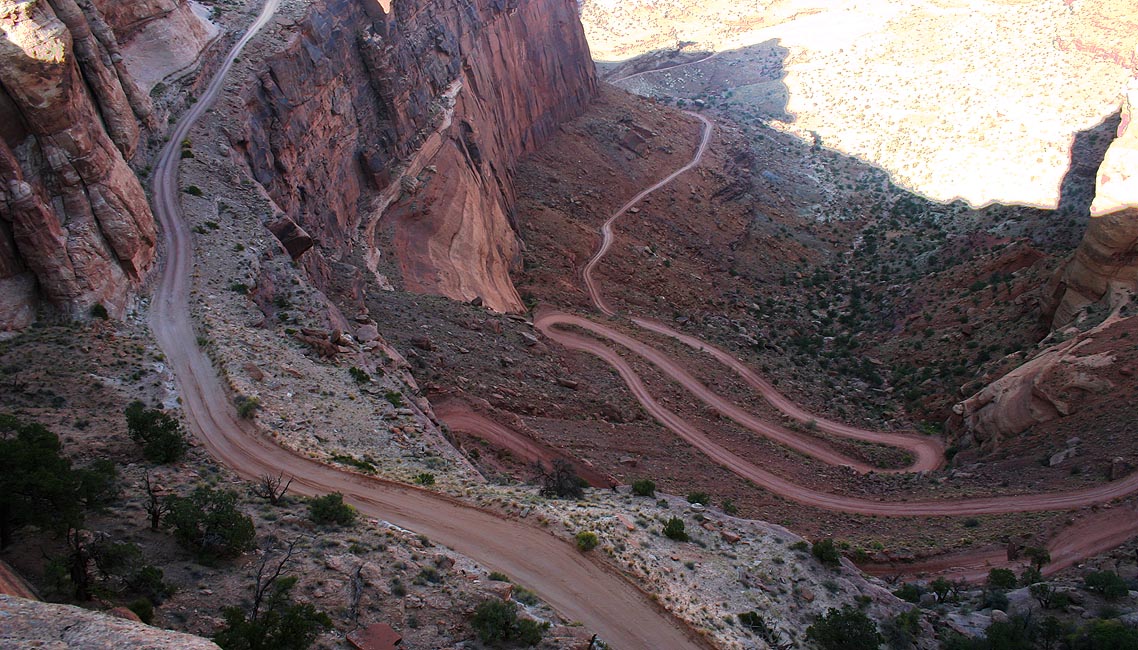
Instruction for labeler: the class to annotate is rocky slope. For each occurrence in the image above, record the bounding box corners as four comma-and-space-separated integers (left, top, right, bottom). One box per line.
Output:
233, 0, 596, 313
0, 0, 215, 332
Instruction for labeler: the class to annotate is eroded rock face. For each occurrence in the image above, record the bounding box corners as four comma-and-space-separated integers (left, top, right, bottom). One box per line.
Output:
236, 0, 597, 313
0, 0, 158, 329
0, 594, 220, 649
952, 338, 1116, 448
1045, 72, 1138, 327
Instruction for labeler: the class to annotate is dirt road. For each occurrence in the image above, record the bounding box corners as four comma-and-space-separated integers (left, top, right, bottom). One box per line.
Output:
549, 105, 1138, 572
146, 2, 710, 647
434, 401, 614, 487
582, 112, 714, 316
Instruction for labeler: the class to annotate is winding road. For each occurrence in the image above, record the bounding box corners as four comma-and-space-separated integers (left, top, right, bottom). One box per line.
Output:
531, 105, 1138, 570
147, 2, 710, 648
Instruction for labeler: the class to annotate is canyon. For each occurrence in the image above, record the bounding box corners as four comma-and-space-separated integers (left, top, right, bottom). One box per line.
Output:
2, 0, 1138, 648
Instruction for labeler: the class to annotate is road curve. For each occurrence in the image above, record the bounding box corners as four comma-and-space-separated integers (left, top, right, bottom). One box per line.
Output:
582, 112, 714, 316
533, 309, 1138, 516
146, 3, 710, 648
631, 317, 944, 470
610, 52, 722, 83
537, 311, 938, 473
434, 400, 614, 487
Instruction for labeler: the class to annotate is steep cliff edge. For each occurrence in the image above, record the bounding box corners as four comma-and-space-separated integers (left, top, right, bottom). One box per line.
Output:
0, 0, 159, 329
234, 0, 597, 313
1045, 72, 1138, 328
955, 69, 1138, 444
0, 0, 219, 331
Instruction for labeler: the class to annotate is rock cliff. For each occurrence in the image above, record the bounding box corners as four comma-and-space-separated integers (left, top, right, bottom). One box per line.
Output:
0, 0, 163, 329
1045, 70, 1138, 327
957, 68, 1138, 443
234, 0, 597, 313
0, 0, 217, 330
0, 594, 221, 649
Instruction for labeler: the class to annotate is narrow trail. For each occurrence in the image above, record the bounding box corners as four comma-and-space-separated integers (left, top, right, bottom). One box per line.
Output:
609, 52, 722, 84
582, 112, 714, 317
146, 3, 709, 648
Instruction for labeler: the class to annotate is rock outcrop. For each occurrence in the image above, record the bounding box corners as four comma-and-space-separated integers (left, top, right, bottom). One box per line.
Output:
235, 0, 597, 313
0, 594, 220, 649
952, 337, 1116, 448
1045, 70, 1138, 327
0, 0, 162, 329
91, 0, 218, 93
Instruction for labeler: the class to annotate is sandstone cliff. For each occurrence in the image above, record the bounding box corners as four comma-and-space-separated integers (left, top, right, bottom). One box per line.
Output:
0, 594, 221, 649
957, 69, 1138, 443
0, 0, 161, 329
234, 0, 597, 313
0, 0, 218, 330
1045, 71, 1138, 327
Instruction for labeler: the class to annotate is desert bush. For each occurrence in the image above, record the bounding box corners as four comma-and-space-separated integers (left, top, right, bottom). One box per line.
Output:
575, 531, 599, 552
631, 479, 656, 497
308, 493, 357, 527
662, 517, 688, 542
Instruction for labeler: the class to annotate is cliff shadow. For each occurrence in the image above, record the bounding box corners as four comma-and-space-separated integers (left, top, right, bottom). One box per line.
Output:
1053, 110, 1122, 234
599, 38, 793, 123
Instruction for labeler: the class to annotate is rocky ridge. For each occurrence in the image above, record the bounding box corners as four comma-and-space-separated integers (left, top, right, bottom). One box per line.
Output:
1046, 70, 1138, 328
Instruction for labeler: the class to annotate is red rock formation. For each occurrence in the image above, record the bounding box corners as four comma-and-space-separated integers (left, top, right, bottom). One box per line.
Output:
1045, 70, 1138, 327
0, 0, 157, 328
234, 0, 597, 313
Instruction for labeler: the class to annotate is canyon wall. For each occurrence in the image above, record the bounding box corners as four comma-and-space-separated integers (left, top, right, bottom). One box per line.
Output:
957, 69, 1137, 444
1045, 74, 1138, 327
0, 0, 158, 329
0, 0, 216, 331
234, 0, 597, 313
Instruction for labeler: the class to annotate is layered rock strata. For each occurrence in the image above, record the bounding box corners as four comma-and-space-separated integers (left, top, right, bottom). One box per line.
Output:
0, 0, 162, 329
235, 0, 597, 313
1046, 71, 1138, 327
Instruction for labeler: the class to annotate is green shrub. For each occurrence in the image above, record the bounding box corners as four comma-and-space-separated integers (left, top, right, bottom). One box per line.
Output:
1084, 571, 1129, 601
414, 473, 435, 486
214, 575, 331, 650
893, 582, 922, 603
662, 517, 688, 542
988, 568, 1018, 590
488, 571, 509, 582
308, 492, 357, 527
470, 599, 547, 647
128, 598, 154, 624
806, 607, 883, 650
686, 491, 711, 505
348, 367, 371, 384
164, 487, 255, 561
575, 530, 599, 552
235, 396, 260, 419
90, 303, 109, 319
631, 479, 656, 497
183, 185, 203, 196
125, 401, 188, 463
812, 538, 841, 566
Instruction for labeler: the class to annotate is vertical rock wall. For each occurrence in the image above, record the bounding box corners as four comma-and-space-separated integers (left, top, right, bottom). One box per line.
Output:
1045, 70, 1138, 327
0, 0, 160, 329
235, 0, 597, 313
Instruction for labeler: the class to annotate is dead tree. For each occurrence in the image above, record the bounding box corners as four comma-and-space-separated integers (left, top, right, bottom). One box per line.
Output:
251, 472, 293, 506
143, 472, 170, 531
